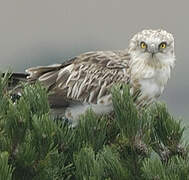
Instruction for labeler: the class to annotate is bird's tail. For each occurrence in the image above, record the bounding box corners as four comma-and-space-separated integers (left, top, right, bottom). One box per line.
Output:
1, 72, 28, 101
2, 72, 28, 88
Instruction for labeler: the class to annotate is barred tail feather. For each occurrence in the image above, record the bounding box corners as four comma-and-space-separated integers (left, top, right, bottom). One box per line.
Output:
26, 64, 63, 88
2, 72, 28, 88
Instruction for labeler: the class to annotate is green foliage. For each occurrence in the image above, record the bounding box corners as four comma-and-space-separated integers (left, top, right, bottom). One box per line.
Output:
73, 110, 108, 152
142, 156, 189, 180
0, 73, 188, 180
0, 72, 11, 119
151, 103, 185, 147
112, 85, 139, 139
74, 146, 126, 180
0, 152, 14, 180
21, 83, 50, 116
150, 103, 186, 162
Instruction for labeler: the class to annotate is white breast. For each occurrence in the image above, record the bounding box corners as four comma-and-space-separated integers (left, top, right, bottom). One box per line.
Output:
140, 78, 163, 98
139, 66, 171, 99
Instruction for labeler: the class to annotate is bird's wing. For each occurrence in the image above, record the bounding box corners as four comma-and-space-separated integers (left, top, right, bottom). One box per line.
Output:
26, 50, 130, 107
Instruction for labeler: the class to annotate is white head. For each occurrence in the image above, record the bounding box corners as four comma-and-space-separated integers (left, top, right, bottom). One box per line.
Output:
128, 29, 175, 69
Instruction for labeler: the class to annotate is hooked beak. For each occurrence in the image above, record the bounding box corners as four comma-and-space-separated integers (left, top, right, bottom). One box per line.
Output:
151, 52, 155, 58
148, 44, 157, 58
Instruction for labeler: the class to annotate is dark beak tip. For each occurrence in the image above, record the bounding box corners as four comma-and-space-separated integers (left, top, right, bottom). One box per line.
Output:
151, 52, 155, 58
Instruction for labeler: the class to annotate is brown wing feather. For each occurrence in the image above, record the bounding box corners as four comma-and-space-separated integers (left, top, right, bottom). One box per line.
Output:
26, 50, 130, 106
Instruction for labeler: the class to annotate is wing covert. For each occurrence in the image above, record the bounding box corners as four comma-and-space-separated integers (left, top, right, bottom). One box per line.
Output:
26, 50, 130, 106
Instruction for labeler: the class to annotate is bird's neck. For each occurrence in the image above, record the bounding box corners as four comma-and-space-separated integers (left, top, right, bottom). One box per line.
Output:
129, 55, 174, 100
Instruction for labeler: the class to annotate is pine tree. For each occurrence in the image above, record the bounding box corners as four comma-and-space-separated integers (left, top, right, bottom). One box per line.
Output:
0, 72, 188, 180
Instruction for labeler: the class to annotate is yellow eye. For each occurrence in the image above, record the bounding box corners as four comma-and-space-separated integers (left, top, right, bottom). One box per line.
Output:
159, 42, 167, 49
140, 42, 147, 49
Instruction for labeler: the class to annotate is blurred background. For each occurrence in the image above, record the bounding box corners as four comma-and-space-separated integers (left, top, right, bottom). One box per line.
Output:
0, 0, 188, 130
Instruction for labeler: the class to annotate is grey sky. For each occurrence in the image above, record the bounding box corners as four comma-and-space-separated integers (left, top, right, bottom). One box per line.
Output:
0, 0, 188, 122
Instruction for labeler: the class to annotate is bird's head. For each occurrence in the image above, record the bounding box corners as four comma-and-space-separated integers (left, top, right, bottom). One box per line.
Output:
128, 29, 175, 68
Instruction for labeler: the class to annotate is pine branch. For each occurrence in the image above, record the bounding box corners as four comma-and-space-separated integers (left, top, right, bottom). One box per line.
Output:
74, 146, 127, 180
150, 103, 187, 162
0, 74, 188, 179
0, 152, 14, 180
142, 156, 189, 179
73, 110, 109, 152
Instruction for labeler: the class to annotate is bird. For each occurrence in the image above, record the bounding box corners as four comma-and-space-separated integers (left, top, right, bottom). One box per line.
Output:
9, 29, 176, 126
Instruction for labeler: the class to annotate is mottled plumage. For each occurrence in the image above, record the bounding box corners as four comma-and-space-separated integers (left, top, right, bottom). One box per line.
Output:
13, 29, 176, 126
